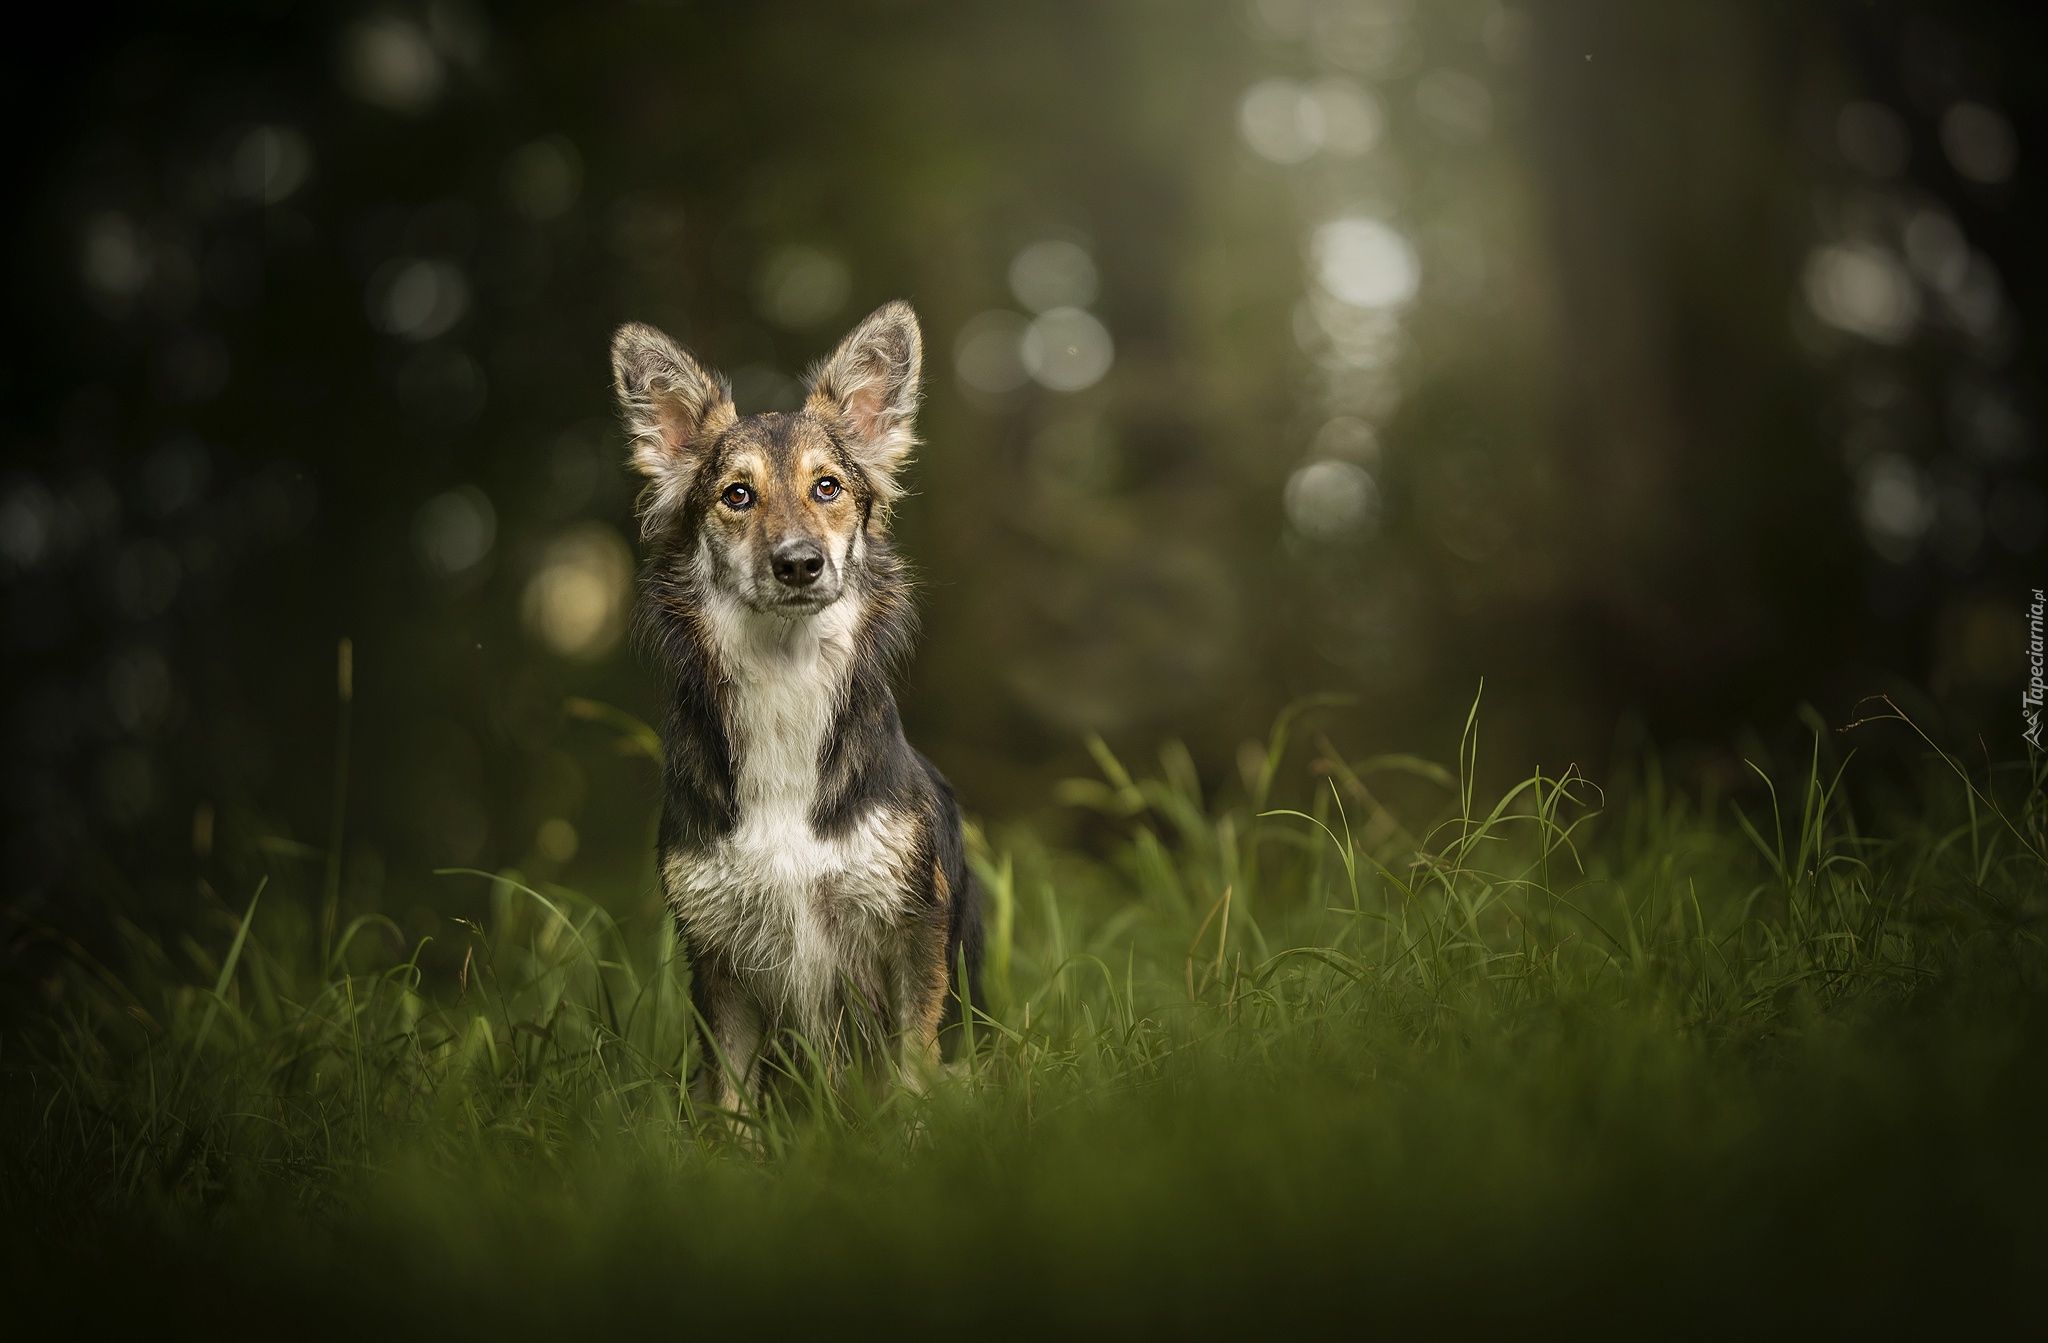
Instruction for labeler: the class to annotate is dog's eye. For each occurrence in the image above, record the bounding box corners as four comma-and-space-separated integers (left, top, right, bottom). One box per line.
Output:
812, 477, 841, 502
722, 483, 753, 510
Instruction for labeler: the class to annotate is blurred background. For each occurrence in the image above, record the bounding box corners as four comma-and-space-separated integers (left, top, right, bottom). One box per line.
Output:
1, 1, 2040, 937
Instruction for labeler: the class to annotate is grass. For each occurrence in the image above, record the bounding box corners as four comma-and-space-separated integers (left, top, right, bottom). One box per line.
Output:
3, 692, 2045, 1335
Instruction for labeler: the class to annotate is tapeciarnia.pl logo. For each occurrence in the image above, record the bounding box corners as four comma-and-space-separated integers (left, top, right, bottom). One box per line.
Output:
2027, 588, 2046, 750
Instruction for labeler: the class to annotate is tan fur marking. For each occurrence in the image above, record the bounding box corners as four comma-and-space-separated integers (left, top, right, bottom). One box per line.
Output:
895, 864, 953, 1090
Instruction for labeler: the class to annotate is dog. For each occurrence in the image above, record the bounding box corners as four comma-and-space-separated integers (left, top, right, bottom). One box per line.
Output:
611, 300, 982, 1116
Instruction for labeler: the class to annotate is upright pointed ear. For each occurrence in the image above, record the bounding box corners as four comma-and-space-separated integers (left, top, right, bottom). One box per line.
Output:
804, 300, 922, 512
611, 322, 735, 513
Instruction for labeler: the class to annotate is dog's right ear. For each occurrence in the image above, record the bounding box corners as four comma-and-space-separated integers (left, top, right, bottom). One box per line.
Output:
611, 322, 735, 498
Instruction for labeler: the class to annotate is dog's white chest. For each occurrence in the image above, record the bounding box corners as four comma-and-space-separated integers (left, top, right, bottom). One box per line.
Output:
663, 600, 916, 1026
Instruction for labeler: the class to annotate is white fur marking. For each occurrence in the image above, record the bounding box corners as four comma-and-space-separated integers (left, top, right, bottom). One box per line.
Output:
664, 576, 919, 1047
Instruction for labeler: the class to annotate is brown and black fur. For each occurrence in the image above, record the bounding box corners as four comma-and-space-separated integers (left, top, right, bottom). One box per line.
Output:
612, 301, 981, 1115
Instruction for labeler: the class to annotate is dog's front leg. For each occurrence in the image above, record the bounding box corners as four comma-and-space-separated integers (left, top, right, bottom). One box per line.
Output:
892, 890, 951, 1092
689, 953, 765, 1119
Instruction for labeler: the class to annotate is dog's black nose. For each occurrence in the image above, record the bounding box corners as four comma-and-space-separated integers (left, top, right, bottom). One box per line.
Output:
771, 539, 825, 588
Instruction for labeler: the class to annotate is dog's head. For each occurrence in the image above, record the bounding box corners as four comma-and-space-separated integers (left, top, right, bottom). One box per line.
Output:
612, 301, 921, 615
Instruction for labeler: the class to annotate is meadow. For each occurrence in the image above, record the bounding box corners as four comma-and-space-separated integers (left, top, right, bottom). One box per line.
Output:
4, 694, 2043, 1334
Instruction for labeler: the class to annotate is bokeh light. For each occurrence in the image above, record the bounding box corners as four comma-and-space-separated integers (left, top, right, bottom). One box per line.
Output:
0, 483, 56, 569
502, 136, 583, 222
1308, 79, 1385, 156
1021, 308, 1114, 393
1308, 0, 1416, 76
522, 524, 633, 661
1239, 77, 1383, 164
1803, 244, 1919, 344
1414, 69, 1492, 144
1008, 240, 1098, 314
79, 213, 152, 304
1940, 102, 2017, 184
412, 486, 496, 580
340, 15, 444, 113
535, 817, 579, 863
1859, 454, 1933, 560
1314, 217, 1420, 310
1284, 460, 1380, 543
954, 310, 1032, 395
1311, 416, 1381, 467
1902, 208, 1968, 292
369, 258, 471, 341
1239, 79, 1318, 164
230, 125, 313, 204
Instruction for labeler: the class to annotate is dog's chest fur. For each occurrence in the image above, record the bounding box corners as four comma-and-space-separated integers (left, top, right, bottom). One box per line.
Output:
661, 593, 919, 1033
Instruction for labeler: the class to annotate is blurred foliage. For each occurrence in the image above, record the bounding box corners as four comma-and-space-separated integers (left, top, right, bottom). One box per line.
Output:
0, 0, 2042, 935
4, 704, 2044, 1329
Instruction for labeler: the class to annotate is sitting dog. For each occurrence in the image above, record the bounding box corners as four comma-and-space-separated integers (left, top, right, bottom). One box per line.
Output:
611, 301, 982, 1114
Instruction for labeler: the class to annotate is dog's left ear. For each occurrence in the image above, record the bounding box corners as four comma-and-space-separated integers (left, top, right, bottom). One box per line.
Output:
805, 300, 922, 512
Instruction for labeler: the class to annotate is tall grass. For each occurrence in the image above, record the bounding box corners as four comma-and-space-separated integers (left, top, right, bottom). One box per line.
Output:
3, 695, 2044, 1331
